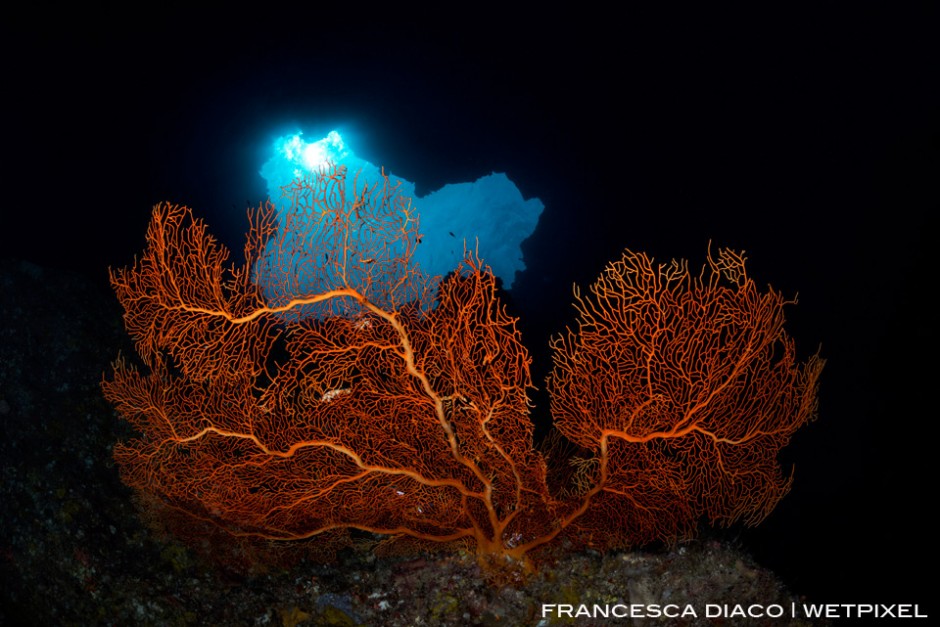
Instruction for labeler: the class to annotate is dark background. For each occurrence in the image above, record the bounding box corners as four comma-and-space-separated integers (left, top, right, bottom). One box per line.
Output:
3, 2, 936, 611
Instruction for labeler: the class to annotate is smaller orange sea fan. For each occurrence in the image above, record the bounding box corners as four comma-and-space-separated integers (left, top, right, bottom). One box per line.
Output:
548, 246, 824, 551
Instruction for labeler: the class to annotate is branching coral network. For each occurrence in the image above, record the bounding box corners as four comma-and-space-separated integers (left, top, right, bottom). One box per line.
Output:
102, 165, 823, 579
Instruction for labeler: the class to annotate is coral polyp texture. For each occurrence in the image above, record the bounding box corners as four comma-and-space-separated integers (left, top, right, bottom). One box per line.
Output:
102, 165, 823, 578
